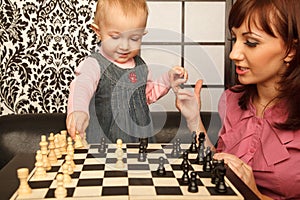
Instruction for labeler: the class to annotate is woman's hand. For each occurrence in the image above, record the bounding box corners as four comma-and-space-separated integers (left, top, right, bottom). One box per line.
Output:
213, 153, 272, 200
176, 80, 203, 128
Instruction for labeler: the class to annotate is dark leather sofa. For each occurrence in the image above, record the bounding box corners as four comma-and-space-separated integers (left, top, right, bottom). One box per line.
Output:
0, 112, 221, 170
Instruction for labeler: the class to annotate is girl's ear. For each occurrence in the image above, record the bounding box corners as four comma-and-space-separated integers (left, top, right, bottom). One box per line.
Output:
90, 23, 101, 40
284, 39, 298, 63
143, 29, 148, 36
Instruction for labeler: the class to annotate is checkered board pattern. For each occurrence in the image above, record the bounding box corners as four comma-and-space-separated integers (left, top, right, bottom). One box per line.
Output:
11, 143, 244, 200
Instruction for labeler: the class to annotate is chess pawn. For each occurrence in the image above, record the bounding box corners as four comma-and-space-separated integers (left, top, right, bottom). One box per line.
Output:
55, 173, 67, 199
68, 151, 76, 169
48, 133, 58, 164
81, 132, 89, 148
54, 134, 62, 158
115, 148, 124, 168
62, 163, 72, 184
74, 131, 84, 149
171, 140, 179, 158
65, 155, 74, 175
33, 150, 47, 179
138, 144, 146, 162
181, 163, 190, 184
115, 139, 124, 168
39, 135, 51, 171
189, 131, 198, 153
157, 157, 166, 176
17, 168, 32, 196
99, 137, 106, 153
67, 137, 74, 154
176, 138, 182, 153
60, 130, 68, 154
203, 151, 212, 172
188, 171, 198, 193
181, 151, 190, 169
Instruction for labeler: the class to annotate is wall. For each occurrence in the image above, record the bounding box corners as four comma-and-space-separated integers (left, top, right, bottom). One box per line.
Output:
0, 0, 227, 115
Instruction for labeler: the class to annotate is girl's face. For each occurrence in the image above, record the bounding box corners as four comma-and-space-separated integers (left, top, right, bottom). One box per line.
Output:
229, 19, 288, 87
98, 6, 147, 64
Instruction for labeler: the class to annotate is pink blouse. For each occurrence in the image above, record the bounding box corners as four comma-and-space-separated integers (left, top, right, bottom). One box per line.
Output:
217, 90, 300, 199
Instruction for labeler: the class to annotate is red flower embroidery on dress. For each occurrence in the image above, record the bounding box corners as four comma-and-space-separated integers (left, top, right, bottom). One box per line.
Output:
129, 72, 137, 83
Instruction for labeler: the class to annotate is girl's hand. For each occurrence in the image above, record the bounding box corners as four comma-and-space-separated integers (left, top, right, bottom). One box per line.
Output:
169, 66, 188, 93
66, 111, 89, 139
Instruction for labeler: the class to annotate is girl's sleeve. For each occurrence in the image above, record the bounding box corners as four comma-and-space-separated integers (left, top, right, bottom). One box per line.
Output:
145, 69, 171, 104
67, 57, 101, 116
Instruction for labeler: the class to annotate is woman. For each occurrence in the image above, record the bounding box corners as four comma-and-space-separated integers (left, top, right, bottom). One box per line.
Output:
176, 0, 300, 199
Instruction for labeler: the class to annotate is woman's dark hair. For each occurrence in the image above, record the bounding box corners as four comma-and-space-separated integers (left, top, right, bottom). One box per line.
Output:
228, 0, 300, 130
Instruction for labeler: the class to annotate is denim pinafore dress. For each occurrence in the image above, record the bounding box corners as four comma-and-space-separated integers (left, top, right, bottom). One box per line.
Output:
86, 52, 154, 143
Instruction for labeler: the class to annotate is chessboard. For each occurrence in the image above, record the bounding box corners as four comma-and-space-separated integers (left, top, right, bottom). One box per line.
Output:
10, 138, 244, 200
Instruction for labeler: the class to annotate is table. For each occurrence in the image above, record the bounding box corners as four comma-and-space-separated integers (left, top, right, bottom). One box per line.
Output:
1, 144, 260, 200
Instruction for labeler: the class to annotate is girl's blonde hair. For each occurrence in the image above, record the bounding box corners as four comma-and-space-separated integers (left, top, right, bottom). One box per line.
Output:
93, 0, 148, 27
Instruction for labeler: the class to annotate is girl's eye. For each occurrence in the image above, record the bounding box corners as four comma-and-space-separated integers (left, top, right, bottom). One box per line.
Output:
244, 40, 258, 47
131, 36, 141, 42
111, 35, 120, 40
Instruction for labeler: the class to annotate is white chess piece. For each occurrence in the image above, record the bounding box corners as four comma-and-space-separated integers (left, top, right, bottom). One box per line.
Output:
33, 150, 47, 179
54, 134, 62, 158
39, 135, 51, 171
74, 131, 84, 149
17, 168, 32, 196
60, 130, 68, 154
48, 133, 58, 164
54, 173, 67, 199
115, 139, 124, 168
65, 155, 74, 175
62, 163, 72, 185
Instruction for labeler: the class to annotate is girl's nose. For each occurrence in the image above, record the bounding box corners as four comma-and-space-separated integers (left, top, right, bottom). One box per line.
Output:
119, 38, 129, 50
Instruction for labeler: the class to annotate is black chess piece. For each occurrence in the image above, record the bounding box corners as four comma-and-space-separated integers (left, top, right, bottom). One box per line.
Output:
203, 150, 212, 172
196, 142, 205, 164
98, 137, 106, 153
157, 156, 166, 176
181, 151, 189, 169
214, 159, 224, 185
198, 132, 205, 146
181, 163, 190, 184
139, 138, 148, 149
171, 140, 179, 158
215, 159, 227, 193
216, 163, 227, 193
211, 159, 218, 184
138, 144, 146, 162
188, 171, 198, 193
189, 131, 198, 153
176, 138, 182, 153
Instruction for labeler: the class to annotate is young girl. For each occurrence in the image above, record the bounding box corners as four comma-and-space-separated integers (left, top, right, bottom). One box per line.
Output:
67, 0, 187, 143
176, 0, 300, 199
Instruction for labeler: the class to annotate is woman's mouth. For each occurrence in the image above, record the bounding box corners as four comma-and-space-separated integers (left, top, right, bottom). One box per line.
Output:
236, 66, 250, 75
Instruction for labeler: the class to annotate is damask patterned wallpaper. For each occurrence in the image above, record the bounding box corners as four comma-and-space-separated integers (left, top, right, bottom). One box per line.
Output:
0, 0, 97, 115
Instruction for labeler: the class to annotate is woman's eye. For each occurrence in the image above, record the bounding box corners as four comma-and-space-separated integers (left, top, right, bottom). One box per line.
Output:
227, 37, 236, 43
244, 40, 258, 47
